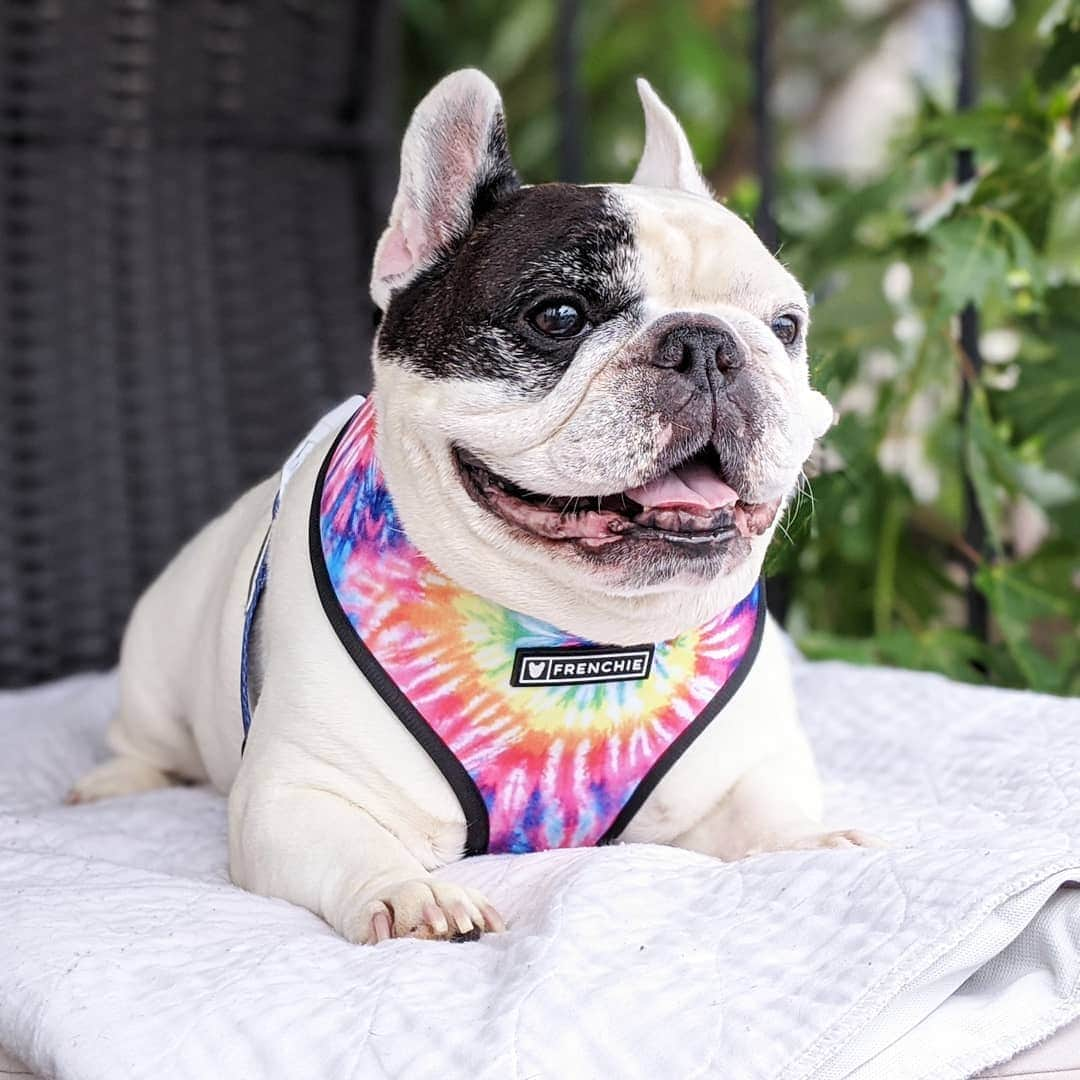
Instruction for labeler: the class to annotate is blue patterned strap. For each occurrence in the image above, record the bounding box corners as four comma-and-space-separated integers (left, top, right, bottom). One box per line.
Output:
239, 395, 366, 746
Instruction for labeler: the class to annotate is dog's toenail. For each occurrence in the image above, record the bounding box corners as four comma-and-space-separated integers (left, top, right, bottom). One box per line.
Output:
450, 927, 482, 943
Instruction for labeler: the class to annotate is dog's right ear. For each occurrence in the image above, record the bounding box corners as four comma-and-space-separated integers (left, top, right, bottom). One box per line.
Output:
371, 69, 520, 310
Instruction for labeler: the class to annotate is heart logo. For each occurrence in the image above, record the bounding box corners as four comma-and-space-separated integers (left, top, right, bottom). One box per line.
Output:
527, 661, 546, 680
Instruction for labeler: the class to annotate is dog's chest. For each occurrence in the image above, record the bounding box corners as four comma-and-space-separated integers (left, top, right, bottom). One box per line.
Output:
289, 398, 767, 856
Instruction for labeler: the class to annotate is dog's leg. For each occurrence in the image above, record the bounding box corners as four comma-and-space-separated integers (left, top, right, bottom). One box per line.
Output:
66, 755, 177, 803
670, 751, 884, 859
229, 781, 505, 944
67, 595, 207, 803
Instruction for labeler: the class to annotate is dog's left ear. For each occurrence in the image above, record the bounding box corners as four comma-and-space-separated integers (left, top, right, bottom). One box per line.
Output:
372, 68, 520, 310
631, 78, 711, 199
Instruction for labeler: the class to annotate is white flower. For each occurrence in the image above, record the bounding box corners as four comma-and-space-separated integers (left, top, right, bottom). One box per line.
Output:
906, 390, 940, 432
1008, 496, 1050, 559
838, 382, 877, 417
882, 261, 913, 305
864, 348, 899, 381
984, 364, 1020, 391
893, 312, 925, 344
877, 434, 906, 473
877, 433, 940, 503
1052, 118, 1073, 158
971, 0, 1014, 27
980, 328, 1021, 364
907, 460, 940, 503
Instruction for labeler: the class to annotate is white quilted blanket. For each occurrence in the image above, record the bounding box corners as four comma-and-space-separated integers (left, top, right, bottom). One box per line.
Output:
2, 662, 1079, 1080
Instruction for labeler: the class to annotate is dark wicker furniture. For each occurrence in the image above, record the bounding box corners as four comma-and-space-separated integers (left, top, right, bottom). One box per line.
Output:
1, 1, 398, 686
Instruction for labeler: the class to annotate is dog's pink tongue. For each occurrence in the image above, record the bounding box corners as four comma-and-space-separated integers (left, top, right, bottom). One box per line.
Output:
627, 461, 738, 510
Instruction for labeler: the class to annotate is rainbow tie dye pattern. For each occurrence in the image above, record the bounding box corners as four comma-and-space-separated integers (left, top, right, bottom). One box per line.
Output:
313, 399, 764, 856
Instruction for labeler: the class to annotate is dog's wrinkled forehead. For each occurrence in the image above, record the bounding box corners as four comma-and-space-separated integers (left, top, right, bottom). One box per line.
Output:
378, 183, 642, 389
616, 185, 806, 316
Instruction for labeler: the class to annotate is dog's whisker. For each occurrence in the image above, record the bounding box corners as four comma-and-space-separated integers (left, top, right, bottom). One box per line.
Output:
798, 471, 816, 522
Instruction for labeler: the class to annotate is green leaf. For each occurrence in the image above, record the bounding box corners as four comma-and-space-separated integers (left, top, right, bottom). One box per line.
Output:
797, 628, 991, 684
1013, 460, 1079, 506
930, 208, 1045, 314
965, 388, 1009, 554
931, 215, 1011, 311
1036, 2, 1080, 88
976, 562, 1080, 693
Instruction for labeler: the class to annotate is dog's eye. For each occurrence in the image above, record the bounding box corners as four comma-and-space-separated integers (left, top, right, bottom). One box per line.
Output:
528, 301, 587, 339
770, 314, 800, 346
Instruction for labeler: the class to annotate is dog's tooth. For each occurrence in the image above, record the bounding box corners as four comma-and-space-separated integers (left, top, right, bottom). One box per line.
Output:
632, 506, 728, 532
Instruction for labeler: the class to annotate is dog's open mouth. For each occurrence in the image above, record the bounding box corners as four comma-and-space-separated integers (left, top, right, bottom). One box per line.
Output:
454, 444, 782, 549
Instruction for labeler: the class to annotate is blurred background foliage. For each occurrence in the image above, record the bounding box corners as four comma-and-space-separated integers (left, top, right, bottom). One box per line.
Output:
401, 0, 1079, 694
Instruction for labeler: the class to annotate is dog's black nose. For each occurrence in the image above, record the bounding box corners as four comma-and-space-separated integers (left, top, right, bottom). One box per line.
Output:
651, 317, 748, 379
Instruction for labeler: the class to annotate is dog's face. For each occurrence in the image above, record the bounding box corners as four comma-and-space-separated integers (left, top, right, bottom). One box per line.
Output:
369, 71, 832, 637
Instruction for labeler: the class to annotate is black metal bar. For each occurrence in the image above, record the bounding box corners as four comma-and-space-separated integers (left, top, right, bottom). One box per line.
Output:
751, 0, 791, 623
955, 0, 990, 645
351, 0, 401, 392
751, 0, 778, 253
364, 0, 403, 227
556, 0, 584, 182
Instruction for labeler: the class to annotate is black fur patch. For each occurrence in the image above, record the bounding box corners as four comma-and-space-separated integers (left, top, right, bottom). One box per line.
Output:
377, 184, 643, 394
471, 115, 520, 221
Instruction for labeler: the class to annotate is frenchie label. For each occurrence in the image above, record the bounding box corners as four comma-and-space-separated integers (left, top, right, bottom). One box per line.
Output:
511, 644, 655, 687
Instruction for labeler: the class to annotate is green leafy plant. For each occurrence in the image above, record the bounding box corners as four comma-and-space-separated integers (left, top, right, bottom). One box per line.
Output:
401, 0, 1080, 694
775, 2, 1080, 694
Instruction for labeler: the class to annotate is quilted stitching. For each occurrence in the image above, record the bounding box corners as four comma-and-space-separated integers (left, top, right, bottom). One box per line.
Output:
0, 664, 1078, 1080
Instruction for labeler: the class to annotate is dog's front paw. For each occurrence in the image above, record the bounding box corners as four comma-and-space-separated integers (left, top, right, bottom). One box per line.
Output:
340, 879, 506, 945
747, 827, 887, 856
785, 827, 887, 852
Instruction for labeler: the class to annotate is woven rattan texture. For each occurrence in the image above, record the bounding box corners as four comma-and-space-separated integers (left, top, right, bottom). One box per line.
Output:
1, 1, 391, 686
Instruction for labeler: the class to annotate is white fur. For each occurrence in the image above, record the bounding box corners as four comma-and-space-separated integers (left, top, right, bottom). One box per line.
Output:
632, 78, 712, 198
371, 69, 508, 310
71, 72, 875, 943
372, 185, 827, 640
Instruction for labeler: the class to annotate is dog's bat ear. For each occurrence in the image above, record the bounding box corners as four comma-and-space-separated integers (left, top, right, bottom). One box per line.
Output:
371, 68, 520, 310
631, 78, 711, 199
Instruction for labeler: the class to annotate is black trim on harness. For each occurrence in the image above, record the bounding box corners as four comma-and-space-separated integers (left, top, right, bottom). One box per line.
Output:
597, 581, 768, 845
308, 418, 491, 857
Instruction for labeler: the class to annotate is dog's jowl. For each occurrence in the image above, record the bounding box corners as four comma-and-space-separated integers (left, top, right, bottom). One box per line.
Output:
70, 69, 878, 944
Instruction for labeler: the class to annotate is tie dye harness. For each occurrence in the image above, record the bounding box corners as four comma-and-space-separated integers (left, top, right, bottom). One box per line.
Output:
241, 397, 765, 856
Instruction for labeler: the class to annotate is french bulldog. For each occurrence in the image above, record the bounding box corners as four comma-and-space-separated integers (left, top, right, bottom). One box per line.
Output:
70, 69, 876, 944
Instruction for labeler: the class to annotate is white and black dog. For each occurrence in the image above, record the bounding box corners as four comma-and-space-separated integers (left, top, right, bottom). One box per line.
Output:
71, 70, 876, 944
